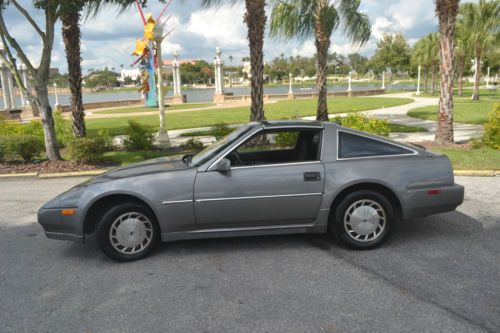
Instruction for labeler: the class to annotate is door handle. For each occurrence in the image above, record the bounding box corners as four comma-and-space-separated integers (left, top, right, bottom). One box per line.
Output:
303, 172, 321, 181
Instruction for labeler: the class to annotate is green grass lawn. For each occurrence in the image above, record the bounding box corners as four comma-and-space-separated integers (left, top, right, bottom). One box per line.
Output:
92, 103, 215, 114
415, 88, 499, 99
407, 99, 496, 125
87, 97, 413, 136
430, 147, 500, 170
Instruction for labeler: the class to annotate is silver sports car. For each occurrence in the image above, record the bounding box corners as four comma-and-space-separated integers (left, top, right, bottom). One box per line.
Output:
38, 121, 464, 261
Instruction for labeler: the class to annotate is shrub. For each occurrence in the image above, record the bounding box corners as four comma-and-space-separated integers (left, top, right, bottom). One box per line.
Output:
53, 111, 73, 147
211, 123, 232, 140
0, 135, 44, 161
67, 136, 107, 163
333, 113, 390, 137
275, 131, 299, 147
96, 128, 114, 150
180, 137, 204, 151
481, 103, 500, 150
124, 120, 155, 151
0, 141, 5, 162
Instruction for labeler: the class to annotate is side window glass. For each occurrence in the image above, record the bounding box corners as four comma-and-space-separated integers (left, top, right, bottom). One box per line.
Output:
338, 132, 414, 159
229, 129, 320, 166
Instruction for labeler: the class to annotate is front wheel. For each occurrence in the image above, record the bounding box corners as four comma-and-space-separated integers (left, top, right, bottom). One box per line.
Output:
331, 190, 393, 249
96, 202, 160, 262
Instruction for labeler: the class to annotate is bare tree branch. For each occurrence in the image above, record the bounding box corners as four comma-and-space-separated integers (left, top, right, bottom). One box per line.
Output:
0, 9, 37, 75
11, 0, 46, 39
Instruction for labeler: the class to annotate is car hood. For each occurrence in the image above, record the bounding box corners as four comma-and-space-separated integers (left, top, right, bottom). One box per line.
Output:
85, 156, 189, 185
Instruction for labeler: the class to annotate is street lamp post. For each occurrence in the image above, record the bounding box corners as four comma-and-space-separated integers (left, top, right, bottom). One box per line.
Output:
381, 71, 386, 90
154, 24, 170, 148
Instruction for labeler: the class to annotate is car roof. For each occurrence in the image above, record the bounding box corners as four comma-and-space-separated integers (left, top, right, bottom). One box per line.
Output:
260, 120, 328, 128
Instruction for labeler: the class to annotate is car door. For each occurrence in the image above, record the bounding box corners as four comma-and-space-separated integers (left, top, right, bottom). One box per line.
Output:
193, 128, 326, 229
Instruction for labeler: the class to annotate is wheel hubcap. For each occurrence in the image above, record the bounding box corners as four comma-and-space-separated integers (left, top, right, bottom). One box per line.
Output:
344, 199, 386, 242
110, 212, 153, 254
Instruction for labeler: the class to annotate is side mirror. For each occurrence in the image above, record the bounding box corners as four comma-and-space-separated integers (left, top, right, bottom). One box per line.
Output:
213, 158, 231, 173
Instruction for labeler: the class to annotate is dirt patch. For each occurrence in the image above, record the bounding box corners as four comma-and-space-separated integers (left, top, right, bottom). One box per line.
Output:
413, 141, 472, 150
0, 160, 116, 175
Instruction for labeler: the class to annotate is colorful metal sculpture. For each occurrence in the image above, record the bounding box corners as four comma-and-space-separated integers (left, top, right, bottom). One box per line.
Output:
131, 0, 175, 107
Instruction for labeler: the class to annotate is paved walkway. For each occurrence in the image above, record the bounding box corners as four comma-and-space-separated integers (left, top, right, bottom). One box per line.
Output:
302, 92, 483, 143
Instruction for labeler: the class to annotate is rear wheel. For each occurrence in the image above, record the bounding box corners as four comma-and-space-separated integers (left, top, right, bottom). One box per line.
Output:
331, 190, 393, 249
96, 202, 159, 261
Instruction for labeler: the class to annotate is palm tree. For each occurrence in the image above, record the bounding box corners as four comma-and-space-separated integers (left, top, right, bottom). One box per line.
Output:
460, 0, 500, 101
202, 0, 267, 121
61, 3, 86, 137
434, 0, 460, 144
270, 0, 370, 121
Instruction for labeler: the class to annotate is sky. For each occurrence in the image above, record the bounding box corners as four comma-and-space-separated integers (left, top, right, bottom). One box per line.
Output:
3, 0, 444, 74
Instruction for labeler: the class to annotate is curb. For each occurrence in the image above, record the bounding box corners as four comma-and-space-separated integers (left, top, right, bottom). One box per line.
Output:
0, 169, 109, 179
454, 170, 497, 177
0, 169, 498, 179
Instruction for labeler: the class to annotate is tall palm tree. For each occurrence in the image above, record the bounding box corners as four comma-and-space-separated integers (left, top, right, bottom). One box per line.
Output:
61, 2, 86, 137
460, 0, 500, 101
434, 0, 460, 144
270, 0, 370, 121
202, 0, 267, 121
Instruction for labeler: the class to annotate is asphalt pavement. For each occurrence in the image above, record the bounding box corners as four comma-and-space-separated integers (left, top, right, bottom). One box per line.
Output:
0, 176, 498, 333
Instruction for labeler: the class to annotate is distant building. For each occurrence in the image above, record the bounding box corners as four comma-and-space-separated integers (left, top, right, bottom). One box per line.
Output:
49, 68, 60, 75
119, 69, 141, 82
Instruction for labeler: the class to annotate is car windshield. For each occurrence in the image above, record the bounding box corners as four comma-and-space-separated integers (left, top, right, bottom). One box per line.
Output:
189, 124, 254, 167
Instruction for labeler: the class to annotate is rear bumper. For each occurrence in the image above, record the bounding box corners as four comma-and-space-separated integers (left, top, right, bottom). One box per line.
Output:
403, 183, 464, 220
38, 208, 84, 243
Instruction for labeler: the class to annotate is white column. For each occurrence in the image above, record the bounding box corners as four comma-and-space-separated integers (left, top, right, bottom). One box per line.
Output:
176, 66, 182, 95
486, 67, 490, 88
347, 71, 352, 92
22, 65, 30, 106
154, 25, 170, 148
0, 65, 12, 109
416, 65, 421, 96
7, 70, 16, 108
53, 82, 60, 107
381, 71, 386, 89
18, 64, 26, 107
288, 72, 293, 93
172, 49, 181, 96
214, 47, 224, 95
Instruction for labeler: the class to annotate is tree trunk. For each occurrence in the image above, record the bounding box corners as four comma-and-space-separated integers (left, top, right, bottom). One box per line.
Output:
34, 82, 61, 160
62, 11, 85, 137
316, 36, 330, 121
434, 0, 458, 144
457, 55, 465, 97
244, 0, 266, 121
471, 47, 481, 101
315, 33, 330, 121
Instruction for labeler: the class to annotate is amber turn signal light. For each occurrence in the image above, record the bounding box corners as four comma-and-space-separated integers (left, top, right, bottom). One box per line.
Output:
61, 209, 77, 215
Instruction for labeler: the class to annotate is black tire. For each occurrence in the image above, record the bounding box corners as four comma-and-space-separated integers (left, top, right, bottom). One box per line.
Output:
96, 202, 160, 262
331, 190, 393, 250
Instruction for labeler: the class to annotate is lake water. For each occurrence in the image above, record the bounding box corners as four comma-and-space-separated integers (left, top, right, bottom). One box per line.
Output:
1, 83, 416, 109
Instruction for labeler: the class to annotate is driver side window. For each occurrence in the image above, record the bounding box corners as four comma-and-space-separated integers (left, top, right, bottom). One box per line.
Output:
228, 129, 321, 167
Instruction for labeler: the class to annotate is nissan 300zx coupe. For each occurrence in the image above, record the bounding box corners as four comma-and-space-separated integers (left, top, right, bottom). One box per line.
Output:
38, 121, 464, 261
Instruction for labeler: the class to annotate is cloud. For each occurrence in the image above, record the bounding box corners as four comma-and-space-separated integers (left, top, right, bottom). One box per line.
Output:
2, 0, 444, 73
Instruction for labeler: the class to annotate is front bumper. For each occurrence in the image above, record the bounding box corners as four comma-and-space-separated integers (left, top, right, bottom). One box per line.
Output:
38, 208, 84, 243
